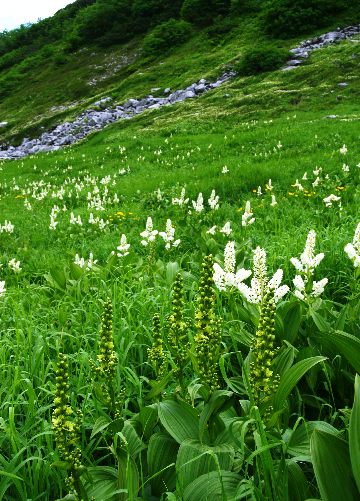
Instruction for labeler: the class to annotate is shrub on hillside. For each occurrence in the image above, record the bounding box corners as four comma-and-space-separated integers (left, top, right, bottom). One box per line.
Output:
181, 0, 231, 26
262, 0, 351, 38
142, 19, 193, 56
234, 45, 289, 75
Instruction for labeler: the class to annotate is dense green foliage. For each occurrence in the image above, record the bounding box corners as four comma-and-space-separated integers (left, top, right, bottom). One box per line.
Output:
234, 45, 289, 75
142, 19, 193, 56
0, 25, 360, 498
262, 0, 353, 38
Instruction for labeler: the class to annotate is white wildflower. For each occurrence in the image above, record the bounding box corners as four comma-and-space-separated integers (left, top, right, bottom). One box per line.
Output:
342, 164, 350, 173
270, 194, 277, 207
222, 165, 229, 174
220, 221, 232, 236
340, 144, 348, 155
8, 258, 21, 273
115, 234, 130, 257
344, 222, 360, 267
172, 188, 189, 207
208, 190, 219, 210
0, 281, 5, 297
302, 172, 308, 180
242, 201, 255, 227
159, 219, 180, 250
213, 241, 251, 291
140, 216, 158, 246
291, 230, 327, 300
207, 225, 217, 235
323, 194, 341, 207
192, 193, 204, 212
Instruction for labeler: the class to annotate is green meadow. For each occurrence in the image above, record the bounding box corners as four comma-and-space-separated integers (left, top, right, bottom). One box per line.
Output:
0, 5, 360, 500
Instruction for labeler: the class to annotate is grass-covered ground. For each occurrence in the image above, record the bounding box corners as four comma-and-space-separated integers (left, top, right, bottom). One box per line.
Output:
0, 26, 359, 501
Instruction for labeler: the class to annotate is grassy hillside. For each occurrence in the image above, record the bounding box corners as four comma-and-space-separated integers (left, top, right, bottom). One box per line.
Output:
0, 3, 360, 501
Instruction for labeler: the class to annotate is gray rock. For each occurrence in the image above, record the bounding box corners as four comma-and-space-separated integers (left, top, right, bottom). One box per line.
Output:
338, 82, 348, 87
164, 88, 171, 95
0, 121, 8, 128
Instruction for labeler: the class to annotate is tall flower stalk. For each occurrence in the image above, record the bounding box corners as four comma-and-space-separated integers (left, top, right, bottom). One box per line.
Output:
194, 255, 222, 394
52, 353, 85, 500
249, 291, 277, 412
167, 273, 189, 393
91, 299, 121, 417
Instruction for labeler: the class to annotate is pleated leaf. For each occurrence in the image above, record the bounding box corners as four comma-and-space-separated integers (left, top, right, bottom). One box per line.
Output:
183, 470, 241, 501
147, 432, 178, 495
349, 374, 360, 492
273, 356, 326, 411
176, 439, 235, 490
158, 400, 202, 444
310, 430, 358, 501
322, 331, 360, 374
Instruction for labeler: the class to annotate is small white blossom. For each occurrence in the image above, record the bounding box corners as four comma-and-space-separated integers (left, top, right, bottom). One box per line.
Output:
0, 280, 5, 297
208, 190, 219, 210
213, 241, 252, 291
207, 225, 217, 235
116, 234, 130, 257
172, 188, 189, 207
159, 219, 180, 250
323, 194, 341, 207
344, 222, 360, 267
192, 193, 204, 213
342, 163, 350, 173
220, 221, 232, 236
140, 216, 158, 246
8, 258, 21, 273
242, 201, 255, 227
222, 165, 229, 174
270, 194, 277, 207
340, 144, 348, 155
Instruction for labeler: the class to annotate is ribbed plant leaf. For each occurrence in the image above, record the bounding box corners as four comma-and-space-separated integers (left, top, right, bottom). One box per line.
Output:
310, 430, 358, 501
199, 390, 233, 441
86, 466, 127, 501
176, 439, 235, 490
147, 432, 178, 495
183, 470, 240, 501
286, 421, 338, 461
322, 331, 360, 373
349, 374, 360, 491
273, 356, 326, 411
158, 400, 202, 444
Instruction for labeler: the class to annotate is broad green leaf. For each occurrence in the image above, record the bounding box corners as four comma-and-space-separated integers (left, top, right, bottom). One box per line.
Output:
286, 459, 309, 501
322, 331, 360, 374
90, 416, 112, 439
147, 432, 178, 495
69, 261, 84, 281
50, 266, 67, 290
0, 470, 23, 481
311, 430, 358, 501
273, 345, 296, 378
286, 421, 338, 461
199, 390, 233, 441
349, 374, 360, 491
183, 470, 241, 501
166, 262, 180, 283
281, 301, 302, 343
177, 439, 235, 490
158, 400, 203, 444
121, 422, 146, 457
310, 310, 330, 333
147, 370, 175, 400
137, 405, 158, 440
86, 466, 127, 501
273, 356, 326, 412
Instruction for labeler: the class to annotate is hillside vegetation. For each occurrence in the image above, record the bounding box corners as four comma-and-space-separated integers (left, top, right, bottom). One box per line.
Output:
0, 1, 360, 500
